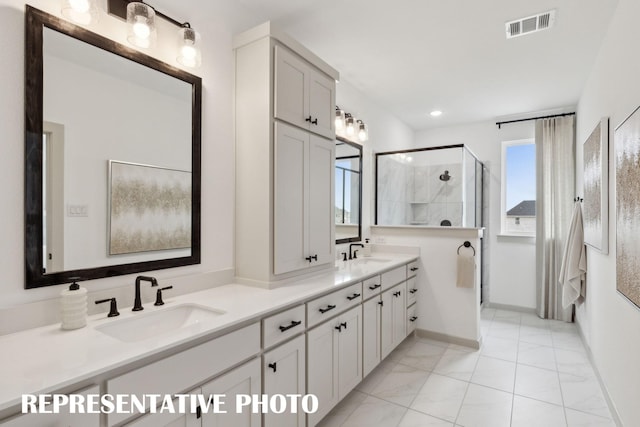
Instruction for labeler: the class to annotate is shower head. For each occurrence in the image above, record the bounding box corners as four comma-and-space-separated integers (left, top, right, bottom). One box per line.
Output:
439, 170, 451, 181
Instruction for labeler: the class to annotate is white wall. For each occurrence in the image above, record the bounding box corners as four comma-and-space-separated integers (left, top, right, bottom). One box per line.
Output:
414, 121, 538, 309
0, 1, 235, 308
575, 0, 640, 423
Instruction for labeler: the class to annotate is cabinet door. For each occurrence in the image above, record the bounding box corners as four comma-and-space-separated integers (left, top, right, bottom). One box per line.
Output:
380, 288, 394, 359
307, 321, 339, 426
362, 297, 381, 377
263, 335, 306, 427
308, 69, 335, 139
337, 306, 362, 399
201, 358, 261, 427
308, 134, 335, 266
392, 284, 407, 347
274, 46, 309, 130
274, 122, 309, 274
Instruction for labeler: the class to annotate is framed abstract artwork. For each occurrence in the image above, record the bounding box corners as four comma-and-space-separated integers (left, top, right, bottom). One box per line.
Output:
583, 118, 609, 253
615, 106, 640, 308
108, 161, 192, 255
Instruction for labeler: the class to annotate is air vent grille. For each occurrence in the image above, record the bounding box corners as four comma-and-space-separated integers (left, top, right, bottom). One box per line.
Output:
506, 10, 556, 39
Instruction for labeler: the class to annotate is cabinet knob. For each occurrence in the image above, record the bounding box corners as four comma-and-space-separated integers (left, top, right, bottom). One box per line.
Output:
378, 301, 384, 306
305, 254, 318, 263
305, 115, 313, 122
268, 362, 277, 372
311, 118, 318, 125
393, 291, 401, 297
410, 316, 418, 322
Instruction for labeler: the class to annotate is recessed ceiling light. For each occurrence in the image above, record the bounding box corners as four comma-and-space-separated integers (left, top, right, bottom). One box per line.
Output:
430, 110, 442, 117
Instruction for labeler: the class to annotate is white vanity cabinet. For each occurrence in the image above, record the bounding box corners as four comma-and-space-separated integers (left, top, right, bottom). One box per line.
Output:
381, 283, 407, 360
0, 385, 100, 427
234, 23, 339, 283
307, 305, 362, 426
362, 294, 382, 377
124, 394, 199, 427
274, 46, 335, 139
263, 335, 306, 427
274, 122, 335, 275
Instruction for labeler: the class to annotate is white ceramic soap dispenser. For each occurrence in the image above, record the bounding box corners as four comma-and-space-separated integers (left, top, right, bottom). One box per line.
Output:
60, 278, 87, 330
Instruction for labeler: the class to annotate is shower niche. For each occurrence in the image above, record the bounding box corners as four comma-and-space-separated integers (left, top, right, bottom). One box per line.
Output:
376, 145, 484, 227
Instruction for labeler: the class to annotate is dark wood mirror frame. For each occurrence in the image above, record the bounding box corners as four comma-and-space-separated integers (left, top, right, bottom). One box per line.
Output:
24, 6, 202, 288
335, 136, 362, 244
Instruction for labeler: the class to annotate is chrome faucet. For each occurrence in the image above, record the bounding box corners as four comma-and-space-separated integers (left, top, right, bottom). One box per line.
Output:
133, 276, 158, 311
349, 243, 364, 260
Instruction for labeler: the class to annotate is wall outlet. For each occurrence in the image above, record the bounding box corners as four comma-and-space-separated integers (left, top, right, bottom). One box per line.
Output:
67, 204, 88, 217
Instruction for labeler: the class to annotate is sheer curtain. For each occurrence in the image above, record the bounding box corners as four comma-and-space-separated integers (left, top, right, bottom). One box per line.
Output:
535, 116, 575, 321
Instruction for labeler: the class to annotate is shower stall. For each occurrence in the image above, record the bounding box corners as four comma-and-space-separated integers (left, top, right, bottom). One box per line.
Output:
375, 144, 485, 227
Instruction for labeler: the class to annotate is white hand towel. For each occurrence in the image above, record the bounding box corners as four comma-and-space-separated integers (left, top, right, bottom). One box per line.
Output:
456, 252, 476, 288
560, 202, 587, 308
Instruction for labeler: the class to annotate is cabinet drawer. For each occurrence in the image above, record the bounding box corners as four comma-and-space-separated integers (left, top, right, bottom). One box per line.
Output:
406, 277, 418, 307
307, 282, 362, 327
407, 260, 419, 277
381, 266, 406, 290
263, 304, 306, 349
362, 275, 382, 300
407, 305, 418, 334
107, 323, 260, 426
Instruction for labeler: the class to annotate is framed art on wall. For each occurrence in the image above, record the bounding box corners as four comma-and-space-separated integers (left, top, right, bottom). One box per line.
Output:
615, 106, 640, 309
108, 161, 192, 255
583, 118, 609, 253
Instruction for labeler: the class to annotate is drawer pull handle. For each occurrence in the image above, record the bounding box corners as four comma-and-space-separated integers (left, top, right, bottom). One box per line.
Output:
347, 293, 361, 301
394, 291, 402, 297
410, 289, 418, 294
279, 320, 302, 332
305, 115, 313, 122
378, 301, 384, 306
410, 316, 418, 322
368, 284, 381, 290
305, 254, 318, 263
311, 118, 318, 125
335, 322, 347, 332
319, 304, 336, 314
410, 267, 418, 272
268, 362, 277, 372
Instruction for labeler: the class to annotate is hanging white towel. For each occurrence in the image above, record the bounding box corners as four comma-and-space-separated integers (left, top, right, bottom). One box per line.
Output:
456, 252, 476, 288
560, 202, 587, 308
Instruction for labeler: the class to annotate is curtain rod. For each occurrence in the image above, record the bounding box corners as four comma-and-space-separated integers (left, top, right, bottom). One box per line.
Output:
496, 112, 576, 129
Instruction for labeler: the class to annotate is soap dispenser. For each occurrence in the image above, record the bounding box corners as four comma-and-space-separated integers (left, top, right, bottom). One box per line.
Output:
60, 278, 87, 330
363, 238, 372, 257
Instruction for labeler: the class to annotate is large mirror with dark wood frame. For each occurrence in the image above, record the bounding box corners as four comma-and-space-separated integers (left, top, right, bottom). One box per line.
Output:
335, 137, 362, 244
25, 6, 202, 288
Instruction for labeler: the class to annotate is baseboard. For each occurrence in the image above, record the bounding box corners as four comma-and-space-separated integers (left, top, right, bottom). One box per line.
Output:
415, 328, 482, 350
575, 324, 623, 427
484, 301, 536, 314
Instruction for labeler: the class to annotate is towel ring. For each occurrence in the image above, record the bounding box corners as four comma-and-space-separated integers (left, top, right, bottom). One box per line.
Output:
457, 241, 476, 256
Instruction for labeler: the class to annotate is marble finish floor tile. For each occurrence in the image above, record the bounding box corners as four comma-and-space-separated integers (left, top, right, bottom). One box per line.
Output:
400, 341, 447, 372
519, 325, 554, 347
410, 373, 468, 423
470, 355, 516, 392
564, 408, 616, 427
356, 358, 396, 394
317, 390, 368, 427
456, 383, 513, 427
517, 341, 557, 371
369, 362, 430, 407
559, 372, 612, 419
481, 335, 519, 362
555, 348, 595, 378
511, 395, 566, 427
515, 364, 563, 405
341, 395, 407, 427
433, 347, 480, 381
397, 409, 454, 427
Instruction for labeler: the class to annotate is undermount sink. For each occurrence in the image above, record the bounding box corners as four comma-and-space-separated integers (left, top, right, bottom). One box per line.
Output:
95, 303, 225, 343
350, 258, 391, 266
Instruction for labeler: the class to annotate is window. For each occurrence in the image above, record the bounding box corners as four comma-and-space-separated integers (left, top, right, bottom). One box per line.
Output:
501, 139, 536, 235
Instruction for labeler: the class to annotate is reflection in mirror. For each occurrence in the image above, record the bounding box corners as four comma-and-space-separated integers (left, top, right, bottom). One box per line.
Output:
25, 6, 202, 288
335, 137, 362, 243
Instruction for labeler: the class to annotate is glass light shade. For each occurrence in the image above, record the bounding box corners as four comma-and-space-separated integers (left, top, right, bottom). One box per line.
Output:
358, 122, 368, 142
345, 115, 355, 136
126, 2, 157, 49
177, 27, 202, 68
61, 0, 99, 26
335, 109, 345, 131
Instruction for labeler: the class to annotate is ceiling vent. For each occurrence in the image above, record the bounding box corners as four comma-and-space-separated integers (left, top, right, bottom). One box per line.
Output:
506, 10, 556, 39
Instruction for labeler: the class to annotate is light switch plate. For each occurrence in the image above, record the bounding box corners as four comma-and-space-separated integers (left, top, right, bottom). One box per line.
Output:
67, 204, 89, 217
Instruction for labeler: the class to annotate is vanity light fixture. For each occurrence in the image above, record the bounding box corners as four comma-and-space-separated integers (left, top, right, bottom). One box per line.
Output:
126, 2, 157, 48
335, 107, 346, 131
345, 113, 355, 136
357, 120, 368, 142
177, 25, 201, 68
61, 0, 100, 26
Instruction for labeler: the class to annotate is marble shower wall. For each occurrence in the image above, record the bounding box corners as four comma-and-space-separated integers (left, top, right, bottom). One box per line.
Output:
377, 156, 410, 224
409, 163, 463, 226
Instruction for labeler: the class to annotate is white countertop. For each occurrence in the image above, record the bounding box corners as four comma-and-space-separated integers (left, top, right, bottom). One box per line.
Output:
0, 252, 417, 413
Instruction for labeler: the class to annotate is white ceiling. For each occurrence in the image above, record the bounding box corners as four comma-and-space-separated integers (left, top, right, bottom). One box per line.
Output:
160, 0, 620, 130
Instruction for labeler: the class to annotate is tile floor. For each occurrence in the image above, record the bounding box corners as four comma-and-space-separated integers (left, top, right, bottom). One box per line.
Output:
317, 308, 617, 427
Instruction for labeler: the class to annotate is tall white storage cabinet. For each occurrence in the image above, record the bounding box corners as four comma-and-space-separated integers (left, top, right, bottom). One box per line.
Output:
234, 22, 338, 284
